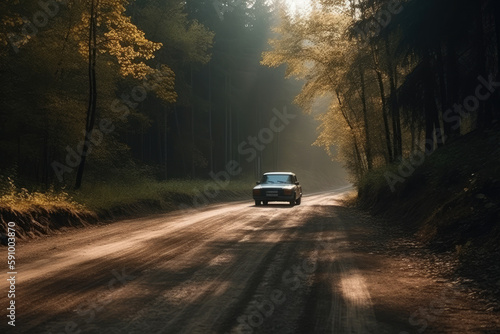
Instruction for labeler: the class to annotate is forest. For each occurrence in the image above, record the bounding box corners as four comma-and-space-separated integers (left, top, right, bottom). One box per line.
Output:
1, 2, 499, 331
0, 0, 499, 198
263, 0, 499, 184
0, 0, 320, 192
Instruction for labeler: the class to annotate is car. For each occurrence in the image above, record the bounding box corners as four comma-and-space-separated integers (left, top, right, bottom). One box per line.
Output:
253, 172, 302, 206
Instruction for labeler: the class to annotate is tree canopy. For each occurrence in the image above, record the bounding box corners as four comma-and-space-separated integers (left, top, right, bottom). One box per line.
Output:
262, 0, 500, 182
1, 0, 498, 188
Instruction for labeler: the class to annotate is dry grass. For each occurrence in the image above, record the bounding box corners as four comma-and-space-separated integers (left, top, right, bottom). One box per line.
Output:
337, 190, 358, 207
0, 177, 88, 214
0, 175, 252, 215
0, 174, 251, 238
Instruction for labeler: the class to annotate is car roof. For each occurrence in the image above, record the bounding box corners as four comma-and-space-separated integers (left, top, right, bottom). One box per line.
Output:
263, 172, 295, 176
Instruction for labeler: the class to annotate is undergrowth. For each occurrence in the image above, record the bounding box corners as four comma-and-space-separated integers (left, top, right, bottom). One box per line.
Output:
0, 173, 253, 238
0, 176, 87, 213
357, 127, 500, 248
0, 174, 252, 216
73, 177, 251, 213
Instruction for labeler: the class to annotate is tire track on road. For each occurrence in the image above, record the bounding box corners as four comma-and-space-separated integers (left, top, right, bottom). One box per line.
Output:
299, 198, 378, 334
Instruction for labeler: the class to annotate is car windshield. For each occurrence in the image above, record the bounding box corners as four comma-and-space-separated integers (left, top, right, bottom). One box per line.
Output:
260, 174, 293, 184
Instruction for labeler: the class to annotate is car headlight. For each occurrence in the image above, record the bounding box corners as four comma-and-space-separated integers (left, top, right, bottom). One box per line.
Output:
283, 188, 293, 196
253, 189, 261, 196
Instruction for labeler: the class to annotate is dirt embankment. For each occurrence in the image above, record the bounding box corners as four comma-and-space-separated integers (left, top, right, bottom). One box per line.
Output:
0, 207, 98, 241
357, 126, 500, 305
0, 188, 248, 243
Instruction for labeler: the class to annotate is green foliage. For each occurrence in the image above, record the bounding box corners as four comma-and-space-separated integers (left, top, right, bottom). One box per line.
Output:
0, 0, 215, 187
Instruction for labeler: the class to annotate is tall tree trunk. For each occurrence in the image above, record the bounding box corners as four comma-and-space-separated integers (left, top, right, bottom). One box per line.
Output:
335, 90, 365, 176
358, 66, 373, 170
164, 111, 168, 180
224, 73, 228, 165
424, 95, 435, 154
493, 0, 500, 122
190, 65, 195, 178
410, 121, 416, 152
208, 61, 213, 172
370, 45, 393, 163
495, 0, 500, 78
433, 106, 444, 148
429, 50, 444, 149
475, 2, 492, 129
228, 75, 232, 163
374, 69, 393, 163
75, 0, 98, 190
174, 105, 186, 173
436, 45, 451, 140
423, 52, 439, 153
353, 138, 364, 180
384, 37, 402, 161
443, 40, 461, 138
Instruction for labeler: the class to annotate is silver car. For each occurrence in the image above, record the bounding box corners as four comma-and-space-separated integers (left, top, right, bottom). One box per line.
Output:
253, 172, 302, 206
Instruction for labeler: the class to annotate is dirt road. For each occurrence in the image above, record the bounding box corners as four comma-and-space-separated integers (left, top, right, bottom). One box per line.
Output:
1, 189, 499, 333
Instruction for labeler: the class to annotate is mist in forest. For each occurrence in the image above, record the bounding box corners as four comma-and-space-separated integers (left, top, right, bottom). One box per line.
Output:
0, 0, 347, 191
3, 0, 496, 193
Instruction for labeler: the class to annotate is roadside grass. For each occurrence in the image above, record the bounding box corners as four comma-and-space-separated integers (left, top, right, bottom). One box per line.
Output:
73, 177, 252, 215
0, 176, 87, 214
0, 176, 95, 239
0, 175, 253, 238
0, 174, 254, 238
0, 175, 253, 215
